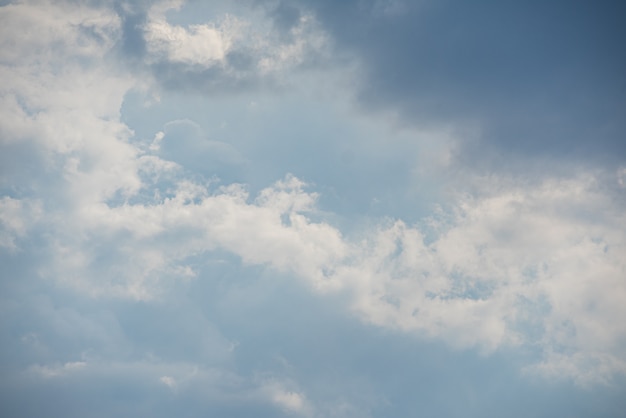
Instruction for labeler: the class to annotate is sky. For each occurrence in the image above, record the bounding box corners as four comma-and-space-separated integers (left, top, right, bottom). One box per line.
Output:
1, 0, 625, 416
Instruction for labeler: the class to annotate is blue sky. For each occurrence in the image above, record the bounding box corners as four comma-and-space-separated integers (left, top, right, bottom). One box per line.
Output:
1, 0, 625, 416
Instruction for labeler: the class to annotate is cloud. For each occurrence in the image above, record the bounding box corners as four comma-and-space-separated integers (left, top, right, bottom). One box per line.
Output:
159, 375, 177, 389
260, 379, 311, 416
143, 3, 239, 67
267, 0, 626, 164
28, 361, 86, 378
118, 0, 332, 94
0, 0, 138, 201
107, 175, 626, 383
18, 145, 626, 384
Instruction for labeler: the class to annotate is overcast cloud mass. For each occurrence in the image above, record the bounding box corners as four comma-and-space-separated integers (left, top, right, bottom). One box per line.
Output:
1, 0, 625, 417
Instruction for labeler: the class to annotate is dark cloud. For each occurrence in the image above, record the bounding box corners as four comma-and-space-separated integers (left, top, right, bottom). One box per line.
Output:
273, 0, 626, 164
110, 0, 625, 164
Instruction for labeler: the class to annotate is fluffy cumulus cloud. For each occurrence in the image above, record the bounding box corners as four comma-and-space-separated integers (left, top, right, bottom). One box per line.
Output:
1, 0, 625, 417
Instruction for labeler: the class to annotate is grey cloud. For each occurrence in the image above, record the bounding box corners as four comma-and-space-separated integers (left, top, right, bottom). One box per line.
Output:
109, 0, 626, 166
269, 0, 626, 165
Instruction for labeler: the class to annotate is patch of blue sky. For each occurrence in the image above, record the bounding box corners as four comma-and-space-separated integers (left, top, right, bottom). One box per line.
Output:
120, 78, 446, 227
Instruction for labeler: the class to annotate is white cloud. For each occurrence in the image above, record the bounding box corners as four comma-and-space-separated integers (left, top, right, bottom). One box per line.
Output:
144, 4, 241, 67
256, 13, 329, 74
0, 0, 119, 66
271, 389, 308, 414
266, 385, 306, 412
259, 378, 312, 416
140, 0, 331, 86
325, 174, 626, 383
28, 361, 86, 378
0, 0, 138, 208
159, 375, 177, 389
43, 173, 346, 298
524, 350, 626, 387
35, 160, 625, 383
